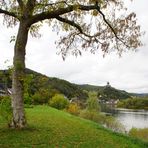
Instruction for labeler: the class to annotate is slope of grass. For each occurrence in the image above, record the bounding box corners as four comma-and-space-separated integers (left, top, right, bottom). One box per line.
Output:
0, 106, 147, 148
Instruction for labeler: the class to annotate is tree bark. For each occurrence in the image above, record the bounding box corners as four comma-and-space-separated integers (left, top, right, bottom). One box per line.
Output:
10, 21, 29, 129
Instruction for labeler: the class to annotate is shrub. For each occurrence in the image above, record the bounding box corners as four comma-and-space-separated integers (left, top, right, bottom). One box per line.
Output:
32, 88, 56, 105
80, 110, 106, 124
24, 93, 32, 105
32, 91, 50, 105
32, 93, 42, 105
49, 94, 69, 110
0, 96, 12, 124
104, 116, 125, 133
67, 103, 80, 115
87, 97, 100, 111
0, 96, 4, 102
129, 128, 148, 142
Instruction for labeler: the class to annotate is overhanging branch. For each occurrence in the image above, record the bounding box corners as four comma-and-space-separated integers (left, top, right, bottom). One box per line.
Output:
56, 16, 103, 43
30, 4, 97, 24
0, 8, 18, 19
30, 2, 131, 48
95, 5, 130, 48
56, 16, 83, 33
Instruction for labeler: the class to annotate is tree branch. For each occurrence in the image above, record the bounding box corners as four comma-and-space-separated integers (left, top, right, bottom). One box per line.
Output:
25, 0, 36, 17
36, 1, 68, 7
95, 5, 130, 48
0, 8, 18, 19
17, 0, 24, 10
29, 2, 131, 48
55, 16, 94, 38
56, 16, 83, 33
30, 4, 97, 25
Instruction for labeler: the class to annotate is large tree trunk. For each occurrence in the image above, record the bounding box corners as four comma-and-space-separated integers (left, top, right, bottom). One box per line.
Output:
10, 21, 29, 129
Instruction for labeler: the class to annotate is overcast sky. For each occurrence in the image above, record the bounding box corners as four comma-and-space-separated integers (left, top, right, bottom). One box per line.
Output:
0, 0, 148, 93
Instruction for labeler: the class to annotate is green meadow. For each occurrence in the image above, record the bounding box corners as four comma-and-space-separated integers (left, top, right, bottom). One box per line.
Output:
0, 106, 147, 148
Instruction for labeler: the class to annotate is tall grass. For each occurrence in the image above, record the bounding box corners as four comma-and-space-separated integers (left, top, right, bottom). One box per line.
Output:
129, 128, 148, 142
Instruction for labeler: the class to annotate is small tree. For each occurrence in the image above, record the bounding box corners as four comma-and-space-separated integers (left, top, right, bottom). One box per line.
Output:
87, 97, 100, 111
67, 103, 80, 115
0, 0, 143, 128
49, 94, 69, 110
87, 92, 100, 111
0, 96, 12, 125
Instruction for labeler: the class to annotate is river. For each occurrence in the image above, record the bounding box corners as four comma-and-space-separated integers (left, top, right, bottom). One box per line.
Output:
101, 105, 148, 131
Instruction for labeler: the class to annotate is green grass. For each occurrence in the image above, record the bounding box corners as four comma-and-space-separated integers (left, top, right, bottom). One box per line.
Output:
0, 106, 147, 148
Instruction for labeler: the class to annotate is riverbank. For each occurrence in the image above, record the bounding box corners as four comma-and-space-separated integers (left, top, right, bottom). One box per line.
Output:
0, 106, 147, 147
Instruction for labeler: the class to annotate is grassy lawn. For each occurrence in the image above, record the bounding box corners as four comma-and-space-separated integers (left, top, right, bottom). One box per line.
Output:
0, 106, 147, 148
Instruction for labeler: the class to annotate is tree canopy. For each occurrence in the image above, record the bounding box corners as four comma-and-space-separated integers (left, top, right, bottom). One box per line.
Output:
0, 0, 143, 58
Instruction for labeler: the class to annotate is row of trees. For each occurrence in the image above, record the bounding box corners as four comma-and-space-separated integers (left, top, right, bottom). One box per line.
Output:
0, 0, 143, 128
117, 97, 148, 110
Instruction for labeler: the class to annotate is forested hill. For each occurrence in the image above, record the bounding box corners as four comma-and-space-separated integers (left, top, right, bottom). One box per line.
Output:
77, 84, 131, 99
77, 84, 148, 98
0, 69, 88, 100
0, 69, 147, 100
76, 84, 104, 91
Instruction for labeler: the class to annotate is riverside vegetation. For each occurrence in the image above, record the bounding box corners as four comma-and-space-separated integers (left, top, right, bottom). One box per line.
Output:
129, 128, 148, 143
117, 97, 148, 110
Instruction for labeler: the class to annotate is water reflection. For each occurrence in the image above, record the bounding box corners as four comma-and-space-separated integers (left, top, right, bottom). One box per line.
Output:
101, 104, 148, 131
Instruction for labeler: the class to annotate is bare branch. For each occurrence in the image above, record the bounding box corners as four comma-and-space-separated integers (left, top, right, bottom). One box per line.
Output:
56, 16, 83, 33
0, 8, 18, 19
56, 16, 105, 39
95, 5, 130, 48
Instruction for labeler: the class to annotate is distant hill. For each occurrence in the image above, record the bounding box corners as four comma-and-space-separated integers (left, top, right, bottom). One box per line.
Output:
98, 85, 131, 100
77, 84, 148, 99
130, 93, 148, 97
0, 69, 88, 100
77, 84, 131, 100
1, 69, 147, 102
77, 84, 103, 91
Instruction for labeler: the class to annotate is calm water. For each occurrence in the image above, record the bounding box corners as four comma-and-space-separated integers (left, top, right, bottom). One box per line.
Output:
101, 105, 148, 131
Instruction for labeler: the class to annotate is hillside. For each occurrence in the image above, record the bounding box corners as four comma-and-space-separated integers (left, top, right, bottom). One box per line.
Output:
0, 106, 147, 147
77, 84, 104, 91
98, 85, 131, 100
0, 69, 88, 101
1, 68, 147, 102
78, 84, 148, 98
78, 84, 131, 100
130, 93, 148, 97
